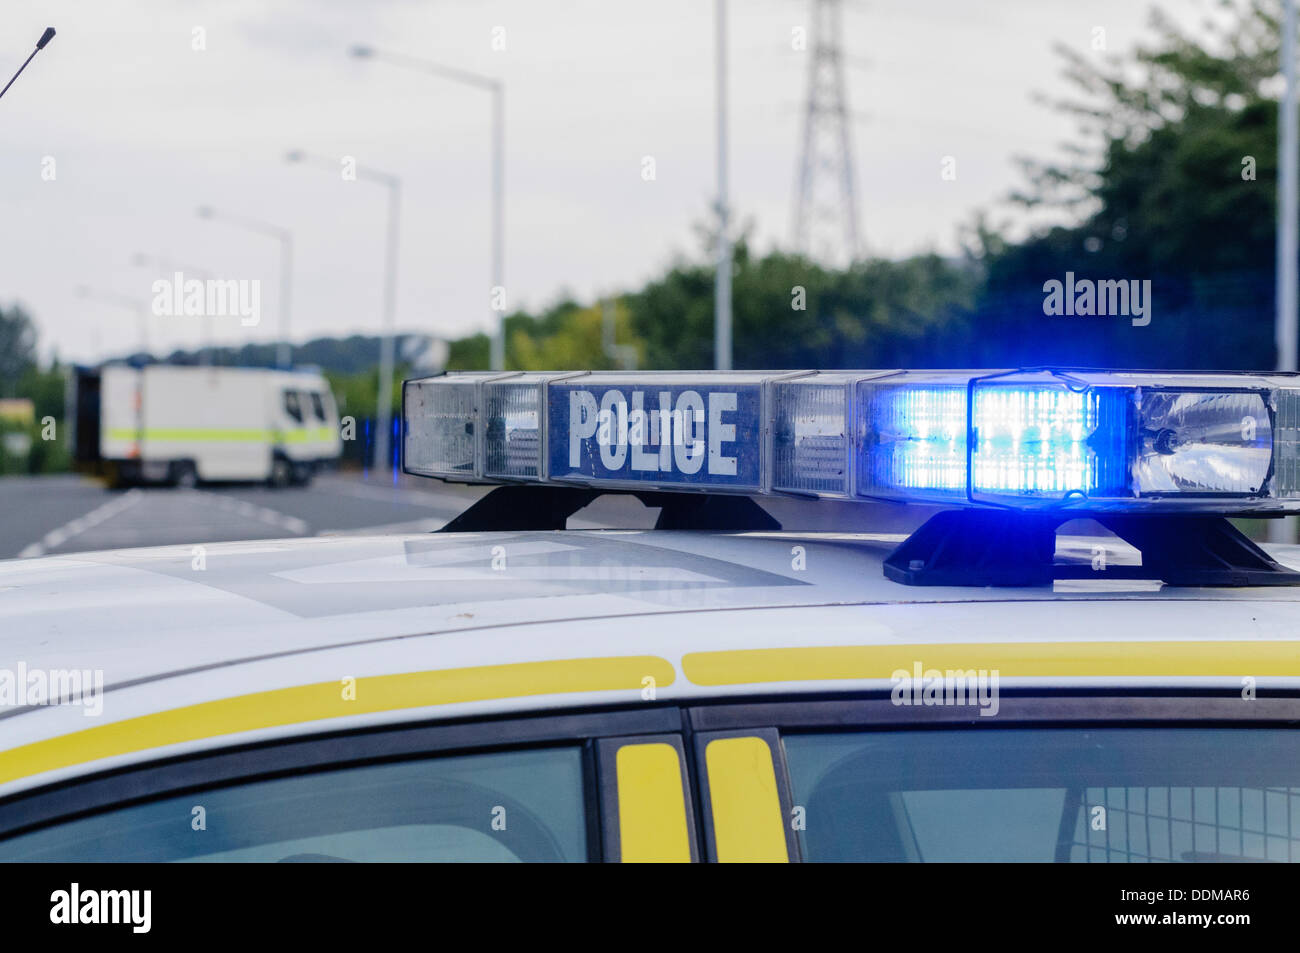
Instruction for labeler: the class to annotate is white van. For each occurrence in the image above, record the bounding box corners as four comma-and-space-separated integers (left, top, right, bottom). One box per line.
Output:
71, 364, 342, 487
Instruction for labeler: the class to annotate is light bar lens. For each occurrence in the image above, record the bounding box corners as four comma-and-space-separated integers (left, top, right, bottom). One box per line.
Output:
484, 382, 543, 479
1274, 389, 1300, 498
858, 384, 967, 497
773, 382, 850, 495
1134, 390, 1271, 495
971, 384, 1130, 499
403, 377, 478, 477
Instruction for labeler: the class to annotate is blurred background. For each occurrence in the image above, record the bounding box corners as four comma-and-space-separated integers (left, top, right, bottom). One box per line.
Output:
0, 0, 1294, 554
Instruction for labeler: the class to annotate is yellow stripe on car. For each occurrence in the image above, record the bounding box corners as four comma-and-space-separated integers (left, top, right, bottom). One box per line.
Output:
8, 639, 1296, 792
0, 656, 675, 788
681, 641, 1300, 685
704, 737, 789, 863
615, 743, 692, 863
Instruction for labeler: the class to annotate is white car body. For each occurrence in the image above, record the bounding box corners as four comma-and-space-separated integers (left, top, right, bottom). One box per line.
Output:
2, 528, 1299, 801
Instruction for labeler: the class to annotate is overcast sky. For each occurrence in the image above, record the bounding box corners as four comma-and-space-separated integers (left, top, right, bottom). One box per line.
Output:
2, 0, 1220, 364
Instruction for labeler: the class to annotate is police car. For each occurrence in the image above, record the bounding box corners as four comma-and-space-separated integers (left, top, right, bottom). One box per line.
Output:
1, 368, 1299, 862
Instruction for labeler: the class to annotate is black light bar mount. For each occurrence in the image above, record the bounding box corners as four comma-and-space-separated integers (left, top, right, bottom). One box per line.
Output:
437, 485, 780, 533
436, 486, 1300, 589
884, 510, 1300, 588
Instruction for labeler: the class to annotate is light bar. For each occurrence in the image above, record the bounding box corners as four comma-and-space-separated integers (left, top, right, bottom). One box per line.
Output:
402, 369, 1300, 513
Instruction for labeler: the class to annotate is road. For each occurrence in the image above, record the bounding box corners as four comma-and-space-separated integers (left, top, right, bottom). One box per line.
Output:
0, 472, 939, 561
0, 473, 491, 560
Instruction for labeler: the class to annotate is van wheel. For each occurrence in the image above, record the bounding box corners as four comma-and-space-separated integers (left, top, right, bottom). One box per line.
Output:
107, 462, 138, 490
171, 461, 199, 489
269, 458, 293, 488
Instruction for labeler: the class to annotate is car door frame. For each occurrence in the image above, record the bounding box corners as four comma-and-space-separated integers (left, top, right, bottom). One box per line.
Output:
685, 692, 1300, 863
0, 705, 690, 863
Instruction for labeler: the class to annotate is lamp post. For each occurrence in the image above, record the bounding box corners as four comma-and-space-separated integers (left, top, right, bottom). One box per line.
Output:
196, 206, 293, 369
286, 149, 402, 476
714, 0, 732, 371
1274, 0, 1299, 544
350, 44, 505, 371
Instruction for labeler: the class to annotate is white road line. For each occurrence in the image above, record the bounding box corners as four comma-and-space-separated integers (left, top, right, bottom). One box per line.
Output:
198, 491, 309, 535
18, 489, 145, 558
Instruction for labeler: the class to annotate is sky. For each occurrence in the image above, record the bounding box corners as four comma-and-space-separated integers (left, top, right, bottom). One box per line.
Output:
0, 0, 1224, 364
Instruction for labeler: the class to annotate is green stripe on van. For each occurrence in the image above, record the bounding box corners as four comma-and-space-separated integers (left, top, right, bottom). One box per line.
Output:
107, 427, 333, 443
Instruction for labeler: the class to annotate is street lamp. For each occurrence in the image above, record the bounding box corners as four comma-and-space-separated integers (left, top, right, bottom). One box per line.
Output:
77, 285, 150, 358
1276, 0, 1299, 545
714, 0, 732, 371
350, 44, 506, 371
132, 253, 215, 365
286, 148, 402, 477
196, 205, 293, 369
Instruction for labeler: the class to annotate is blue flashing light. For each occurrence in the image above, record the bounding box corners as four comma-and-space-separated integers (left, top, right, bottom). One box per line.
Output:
858, 384, 967, 497
859, 380, 1131, 501
973, 387, 1092, 495
971, 385, 1127, 498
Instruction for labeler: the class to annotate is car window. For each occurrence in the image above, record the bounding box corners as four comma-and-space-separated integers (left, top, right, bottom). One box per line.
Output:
308, 391, 326, 422
784, 728, 1300, 863
282, 389, 303, 424
0, 746, 588, 863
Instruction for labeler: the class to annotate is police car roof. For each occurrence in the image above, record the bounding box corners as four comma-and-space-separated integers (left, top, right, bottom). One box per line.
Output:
6, 529, 1300, 690
4, 530, 1300, 796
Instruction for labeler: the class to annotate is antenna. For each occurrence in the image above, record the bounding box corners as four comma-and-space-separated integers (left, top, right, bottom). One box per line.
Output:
0, 27, 56, 103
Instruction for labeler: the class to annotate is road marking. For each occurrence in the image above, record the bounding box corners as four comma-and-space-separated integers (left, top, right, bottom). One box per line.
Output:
313, 476, 473, 508
18, 490, 145, 558
198, 491, 309, 535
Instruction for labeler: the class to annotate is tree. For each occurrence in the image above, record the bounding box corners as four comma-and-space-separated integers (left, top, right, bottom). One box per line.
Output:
446, 298, 646, 371
19, 360, 65, 422
447, 333, 490, 370
629, 241, 977, 369
0, 305, 38, 397
510, 300, 640, 371
975, 0, 1285, 369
